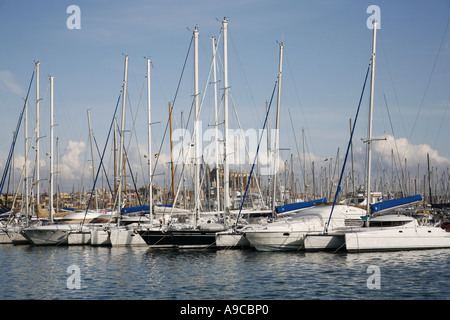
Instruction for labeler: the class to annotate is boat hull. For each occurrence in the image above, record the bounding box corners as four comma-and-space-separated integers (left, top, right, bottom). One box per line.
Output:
169, 229, 217, 249
6, 229, 29, 245
304, 233, 346, 251
90, 229, 111, 246
109, 228, 147, 246
345, 227, 450, 252
244, 230, 306, 251
0, 230, 12, 244
21, 225, 79, 246
67, 230, 91, 245
215, 230, 250, 248
138, 228, 177, 248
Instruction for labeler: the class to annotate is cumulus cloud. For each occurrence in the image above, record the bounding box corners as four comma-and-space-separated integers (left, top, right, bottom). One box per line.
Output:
59, 140, 86, 181
373, 135, 450, 169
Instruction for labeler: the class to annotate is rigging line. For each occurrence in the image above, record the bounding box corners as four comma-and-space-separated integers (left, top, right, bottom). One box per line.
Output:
7, 103, 40, 215
82, 92, 122, 226
284, 50, 317, 158
325, 61, 371, 233
288, 108, 305, 195
152, 35, 193, 186
408, 16, 450, 143
168, 26, 226, 212
227, 28, 261, 126
383, 94, 406, 194
172, 32, 224, 213
433, 93, 450, 150
0, 68, 35, 195
235, 78, 278, 226
123, 73, 146, 185
228, 90, 265, 201
92, 134, 114, 203
379, 40, 408, 139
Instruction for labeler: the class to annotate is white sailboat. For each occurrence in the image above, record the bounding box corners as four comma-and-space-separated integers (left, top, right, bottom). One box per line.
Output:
305, 20, 450, 252
139, 22, 231, 249
21, 75, 84, 245
344, 214, 450, 252
216, 33, 286, 249
244, 204, 366, 251
108, 57, 153, 247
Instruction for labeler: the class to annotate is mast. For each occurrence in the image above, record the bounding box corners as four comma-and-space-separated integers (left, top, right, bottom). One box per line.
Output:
223, 18, 230, 211
147, 58, 153, 224
181, 112, 187, 209
272, 42, 284, 216
24, 96, 29, 219
117, 55, 129, 221
193, 26, 200, 221
169, 102, 175, 204
212, 36, 220, 211
114, 117, 118, 198
35, 61, 40, 207
366, 20, 377, 224
49, 75, 54, 223
87, 109, 98, 210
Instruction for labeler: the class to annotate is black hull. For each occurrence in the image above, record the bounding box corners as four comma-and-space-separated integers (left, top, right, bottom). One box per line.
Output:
138, 229, 177, 248
169, 230, 217, 249
138, 228, 217, 249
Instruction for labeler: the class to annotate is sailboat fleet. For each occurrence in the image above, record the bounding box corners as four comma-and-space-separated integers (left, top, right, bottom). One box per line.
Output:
1, 18, 449, 254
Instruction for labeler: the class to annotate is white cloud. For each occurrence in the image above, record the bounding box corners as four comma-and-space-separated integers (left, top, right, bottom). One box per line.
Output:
0, 70, 24, 96
59, 140, 86, 181
373, 135, 450, 169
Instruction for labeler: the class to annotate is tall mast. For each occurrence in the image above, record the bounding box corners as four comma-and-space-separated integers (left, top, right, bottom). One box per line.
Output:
272, 42, 284, 216
118, 55, 129, 221
181, 111, 187, 209
212, 36, 220, 212
49, 75, 54, 223
24, 98, 29, 218
35, 61, 40, 207
169, 102, 175, 204
114, 117, 118, 196
193, 26, 200, 221
366, 20, 377, 224
147, 58, 153, 224
223, 18, 230, 211
87, 109, 97, 210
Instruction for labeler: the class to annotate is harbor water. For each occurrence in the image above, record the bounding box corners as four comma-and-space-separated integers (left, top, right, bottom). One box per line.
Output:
1, 244, 449, 301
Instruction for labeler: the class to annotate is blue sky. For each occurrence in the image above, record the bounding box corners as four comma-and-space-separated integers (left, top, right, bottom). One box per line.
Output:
0, 0, 449, 192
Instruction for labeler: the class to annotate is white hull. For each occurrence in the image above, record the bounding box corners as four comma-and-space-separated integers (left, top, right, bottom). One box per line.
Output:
90, 229, 111, 246
345, 225, 450, 252
215, 230, 250, 248
22, 224, 81, 246
244, 204, 365, 251
244, 230, 308, 251
109, 227, 147, 246
5, 229, 29, 244
0, 230, 12, 244
304, 233, 346, 251
67, 230, 91, 245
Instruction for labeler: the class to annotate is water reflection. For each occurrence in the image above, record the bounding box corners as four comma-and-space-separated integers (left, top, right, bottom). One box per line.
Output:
0, 245, 449, 299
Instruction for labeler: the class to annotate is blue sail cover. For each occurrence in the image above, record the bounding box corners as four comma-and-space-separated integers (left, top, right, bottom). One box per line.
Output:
121, 204, 173, 214
276, 197, 327, 214
370, 194, 423, 213
121, 205, 150, 214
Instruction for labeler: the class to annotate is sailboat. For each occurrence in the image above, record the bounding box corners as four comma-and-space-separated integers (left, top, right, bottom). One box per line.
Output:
139, 21, 233, 249
108, 57, 155, 247
21, 75, 86, 245
305, 20, 450, 252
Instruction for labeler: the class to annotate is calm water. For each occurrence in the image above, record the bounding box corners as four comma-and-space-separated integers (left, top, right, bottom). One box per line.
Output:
1, 244, 449, 301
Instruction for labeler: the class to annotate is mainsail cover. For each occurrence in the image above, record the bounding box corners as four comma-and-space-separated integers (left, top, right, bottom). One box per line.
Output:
370, 194, 423, 213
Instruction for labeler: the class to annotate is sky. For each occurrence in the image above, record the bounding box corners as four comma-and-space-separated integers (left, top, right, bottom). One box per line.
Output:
0, 0, 449, 194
